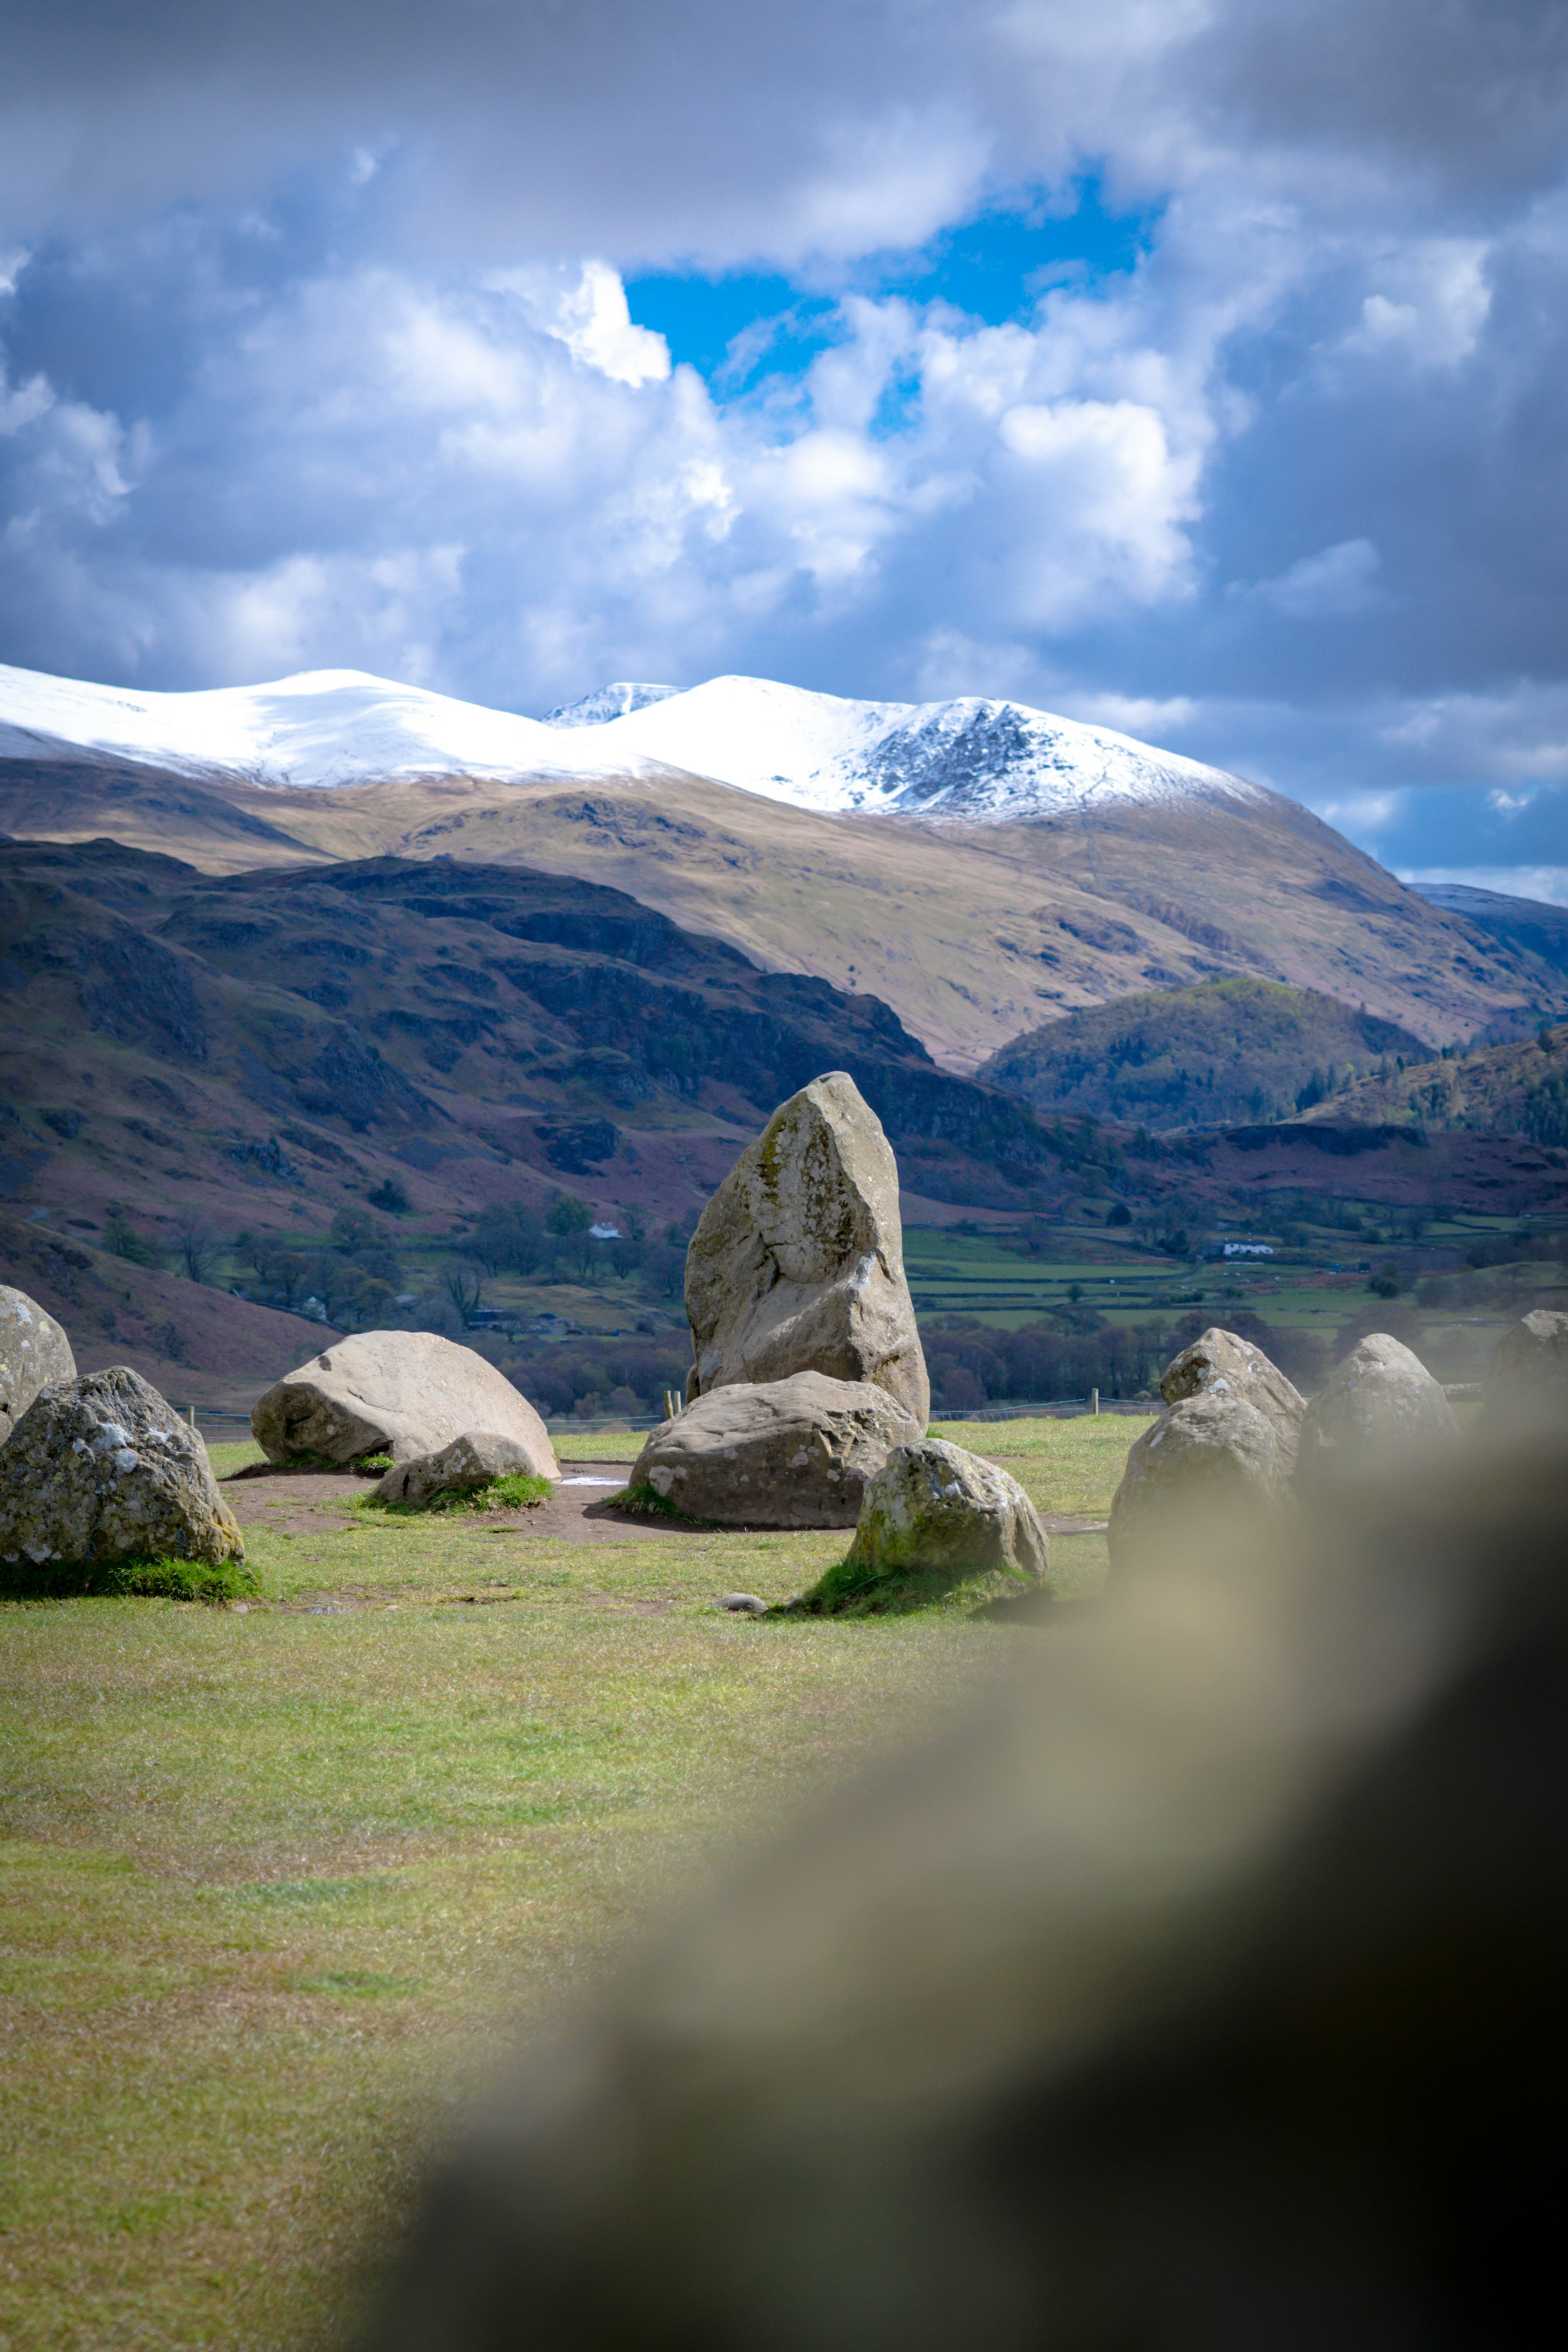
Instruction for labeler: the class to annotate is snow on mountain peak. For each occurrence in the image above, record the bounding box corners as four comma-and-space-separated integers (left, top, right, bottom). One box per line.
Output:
573, 673, 1263, 821
0, 656, 1263, 821
544, 681, 678, 727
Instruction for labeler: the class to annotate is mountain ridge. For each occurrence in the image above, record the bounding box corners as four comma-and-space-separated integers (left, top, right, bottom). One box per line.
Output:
0, 656, 1267, 823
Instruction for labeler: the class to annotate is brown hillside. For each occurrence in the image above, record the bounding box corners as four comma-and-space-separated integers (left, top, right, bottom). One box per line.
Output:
2, 754, 1554, 1068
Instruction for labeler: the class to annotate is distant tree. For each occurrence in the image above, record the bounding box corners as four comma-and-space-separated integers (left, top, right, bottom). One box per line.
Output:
546, 1192, 593, 1239
444, 1264, 484, 1327
367, 1178, 410, 1214
103, 1209, 159, 1267
1106, 1203, 1132, 1227
266, 1252, 312, 1314
174, 1217, 221, 1284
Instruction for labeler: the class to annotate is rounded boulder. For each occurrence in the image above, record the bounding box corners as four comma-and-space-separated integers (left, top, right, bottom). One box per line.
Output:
0, 1366, 243, 1573
252, 1330, 559, 1476
807, 1437, 1049, 1612
0, 1285, 76, 1449
1109, 1392, 1289, 1575
626, 1372, 920, 1529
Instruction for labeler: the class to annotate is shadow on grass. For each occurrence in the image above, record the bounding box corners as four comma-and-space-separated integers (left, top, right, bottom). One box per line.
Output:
0, 1555, 260, 1605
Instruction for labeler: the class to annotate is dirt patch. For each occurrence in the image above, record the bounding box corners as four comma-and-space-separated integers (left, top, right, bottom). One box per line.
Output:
220, 1461, 688, 1544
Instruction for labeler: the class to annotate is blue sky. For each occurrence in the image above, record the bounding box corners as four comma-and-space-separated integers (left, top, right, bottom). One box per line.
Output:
2, 1, 1567, 901
624, 183, 1158, 389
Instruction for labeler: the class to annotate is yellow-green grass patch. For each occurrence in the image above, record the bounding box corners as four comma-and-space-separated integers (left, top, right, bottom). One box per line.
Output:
1, 1413, 1142, 2346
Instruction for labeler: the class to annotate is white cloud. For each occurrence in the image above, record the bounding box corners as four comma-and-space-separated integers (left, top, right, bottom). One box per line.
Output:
1400, 866, 1568, 907
1252, 537, 1382, 619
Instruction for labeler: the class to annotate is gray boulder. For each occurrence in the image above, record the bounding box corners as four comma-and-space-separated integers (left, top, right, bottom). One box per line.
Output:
0, 1366, 243, 1572
684, 1072, 929, 1426
253, 1331, 559, 1476
1295, 1333, 1459, 1492
1109, 1393, 1289, 1573
0, 1285, 75, 1449
1482, 1309, 1568, 1431
1160, 1327, 1305, 1473
809, 1437, 1049, 1612
627, 1372, 920, 1529
374, 1431, 544, 1511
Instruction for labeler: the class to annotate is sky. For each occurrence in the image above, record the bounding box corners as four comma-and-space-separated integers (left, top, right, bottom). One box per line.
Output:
2, 1, 1568, 899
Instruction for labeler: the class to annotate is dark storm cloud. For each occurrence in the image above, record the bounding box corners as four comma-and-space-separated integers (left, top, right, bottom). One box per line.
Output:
2, 1, 1566, 260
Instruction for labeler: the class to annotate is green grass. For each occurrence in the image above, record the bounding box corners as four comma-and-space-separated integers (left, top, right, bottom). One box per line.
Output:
0, 1412, 1140, 2351
0, 1555, 259, 1605
360, 1471, 554, 1516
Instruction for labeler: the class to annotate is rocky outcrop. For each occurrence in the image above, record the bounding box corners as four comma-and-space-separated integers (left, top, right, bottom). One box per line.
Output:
1482, 1309, 1568, 1431
253, 1331, 559, 1475
1295, 1334, 1459, 1492
1159, 1327, 1306, 1474
1109, 1393, 1289, 1573
0, 1285, 75, 1448
626, 1373, 920, 1529
373, 1431, 544, 1510
0, 1366, 243, 1572
805, 1437, 1049, 1612
684, 1073, 929, 1425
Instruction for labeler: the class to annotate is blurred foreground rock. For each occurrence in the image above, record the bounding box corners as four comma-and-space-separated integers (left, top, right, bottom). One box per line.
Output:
1483, 1308, 1568, 1431
1296, 1332, 1459, 1492
360, 1432, 1568, 2352
0, 1285, 75, 1447
373, 1431, 544, 1511
253, 1331, 558, 1476
1109, 1388, 1289, 1573
802, 1436, 1049, 1612
0, 1366, 243, 1571
626, 1372, 918, 1528
684, 1072, 929, 1425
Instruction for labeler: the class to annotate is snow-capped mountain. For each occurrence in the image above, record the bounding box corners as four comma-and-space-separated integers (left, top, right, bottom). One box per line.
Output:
573, 675, 1262, 820
544, 681, 677, 726
0, 658, 1263, 821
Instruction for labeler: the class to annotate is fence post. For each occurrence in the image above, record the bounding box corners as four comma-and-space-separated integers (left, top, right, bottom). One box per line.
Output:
1091, 1388, 1099, 1416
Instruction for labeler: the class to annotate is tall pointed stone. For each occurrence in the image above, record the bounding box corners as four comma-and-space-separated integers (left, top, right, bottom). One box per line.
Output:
684, 1071, 929, 1426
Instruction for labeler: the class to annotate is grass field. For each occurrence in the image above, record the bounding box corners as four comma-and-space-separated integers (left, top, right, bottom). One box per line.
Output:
0, 1413, 1143, 2352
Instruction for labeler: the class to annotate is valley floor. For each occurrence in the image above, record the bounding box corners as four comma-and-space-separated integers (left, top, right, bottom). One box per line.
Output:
0, 1415, 1135, 2352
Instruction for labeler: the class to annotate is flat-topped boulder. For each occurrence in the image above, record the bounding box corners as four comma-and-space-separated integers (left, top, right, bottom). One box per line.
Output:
1295, 1333, 1458, 1492
684, 1073, 929, 1426
626, 1372, 920, 1529
1482, 1309, 1568, 1432
1160, 1327, 1306, 1473
801, 1437, 1049, 1613
1109, 1392, 1289, 1573
0, 1285, 75, 1449
253, 1330, 559, 1476
0, 1366, 243, 1575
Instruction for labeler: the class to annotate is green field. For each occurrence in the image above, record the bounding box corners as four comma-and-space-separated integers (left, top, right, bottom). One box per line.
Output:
0, 1414, 1141, 2352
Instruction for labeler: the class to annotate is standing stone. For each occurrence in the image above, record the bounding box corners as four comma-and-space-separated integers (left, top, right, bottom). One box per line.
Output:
252, 1330, 559, 1475
1295, 1333, 1459, 1492
684, 1073, 929, 1425
0, 1285, 75, 1449
0, 1366, 243, 1572
1160, 1327, 1305, 1474
626, 1372, 920, 1529
801, 1437, 1049, 1612
1482, 1310, 1568, 1431
373, 1431, 544, 1511
1109, 1394, 1289, 1574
